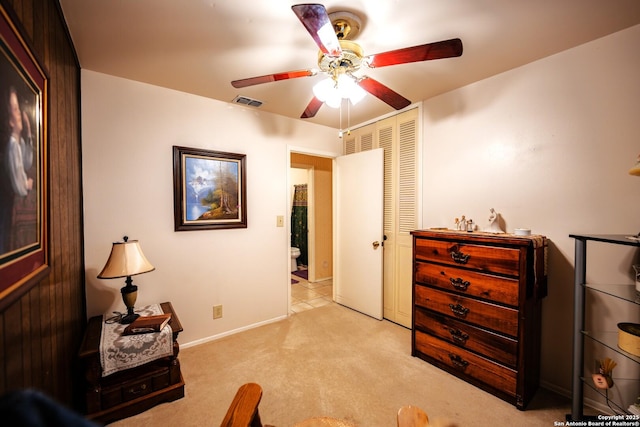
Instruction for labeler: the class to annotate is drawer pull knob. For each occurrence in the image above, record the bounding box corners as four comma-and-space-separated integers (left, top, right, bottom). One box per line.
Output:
129, 384, 147, 395
448, 328, 469, 344
449, 303, 469, 318
451, 251, 470, 264
450, 277, 470, 291
449, 354, 469, 370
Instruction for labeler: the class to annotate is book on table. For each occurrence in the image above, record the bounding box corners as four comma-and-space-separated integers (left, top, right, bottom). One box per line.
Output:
123, 313, 172, 335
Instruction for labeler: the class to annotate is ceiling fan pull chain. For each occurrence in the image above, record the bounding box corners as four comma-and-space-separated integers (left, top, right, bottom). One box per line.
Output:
339, 100, 343, 137
347, 98, 351, 135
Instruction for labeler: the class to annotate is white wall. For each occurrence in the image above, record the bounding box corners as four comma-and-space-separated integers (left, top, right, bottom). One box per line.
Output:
81, 71, 341, 344
422, 24, 640, 401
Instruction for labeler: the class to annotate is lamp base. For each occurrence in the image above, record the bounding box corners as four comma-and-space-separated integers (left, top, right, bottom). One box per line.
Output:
120, 279, 139, 324
120, 312, 140, 324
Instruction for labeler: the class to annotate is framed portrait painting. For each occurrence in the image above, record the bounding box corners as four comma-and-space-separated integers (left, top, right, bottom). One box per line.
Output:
0, 5, 49, 306
173, 146, 247, 231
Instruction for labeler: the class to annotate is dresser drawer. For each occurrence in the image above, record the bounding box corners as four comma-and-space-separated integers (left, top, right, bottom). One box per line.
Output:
415, 285, 519, 337
415, 261, 519, 307
415, 330, 517, 397
414, 308, 517, 367
414, 238, 521, 276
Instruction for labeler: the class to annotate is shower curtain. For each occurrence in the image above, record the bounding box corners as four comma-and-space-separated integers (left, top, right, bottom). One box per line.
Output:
291, 184, 308, 267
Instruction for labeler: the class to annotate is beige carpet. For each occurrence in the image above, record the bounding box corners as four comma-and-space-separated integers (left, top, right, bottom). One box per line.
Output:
109, 303, 571, 426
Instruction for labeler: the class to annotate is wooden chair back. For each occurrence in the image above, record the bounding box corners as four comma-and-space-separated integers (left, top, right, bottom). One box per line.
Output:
221, 383, 264, 427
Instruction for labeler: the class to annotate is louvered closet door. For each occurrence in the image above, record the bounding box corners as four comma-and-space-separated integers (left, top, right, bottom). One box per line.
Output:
393, 108, 418, 328
343, 108, 419, 328
379, 109, 418, 328
343, 123, 376, 154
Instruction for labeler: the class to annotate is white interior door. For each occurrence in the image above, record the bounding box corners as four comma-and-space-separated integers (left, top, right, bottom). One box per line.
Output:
334, 148, 384, 320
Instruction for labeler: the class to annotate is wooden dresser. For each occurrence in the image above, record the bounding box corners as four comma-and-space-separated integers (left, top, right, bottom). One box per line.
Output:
411, 230, 547, 409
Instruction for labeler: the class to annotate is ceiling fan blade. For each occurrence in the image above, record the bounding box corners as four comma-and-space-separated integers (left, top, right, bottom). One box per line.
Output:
231, 70, 315, 88
301, 96, 323, 119
292, 4, 342, 57
367, 38, 463, 68
357, 77, 411, 110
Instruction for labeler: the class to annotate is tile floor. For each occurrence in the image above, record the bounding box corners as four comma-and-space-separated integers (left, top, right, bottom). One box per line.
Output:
291, 268, 334, 313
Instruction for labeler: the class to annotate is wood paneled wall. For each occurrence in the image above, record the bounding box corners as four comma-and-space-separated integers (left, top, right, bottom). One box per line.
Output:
0, 0, 84, 410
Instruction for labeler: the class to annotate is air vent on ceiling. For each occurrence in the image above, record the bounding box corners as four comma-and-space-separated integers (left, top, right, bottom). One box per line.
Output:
232, 95, 263, 108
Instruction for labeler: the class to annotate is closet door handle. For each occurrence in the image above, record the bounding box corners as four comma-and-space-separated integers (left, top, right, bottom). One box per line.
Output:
372, 241, 380, 250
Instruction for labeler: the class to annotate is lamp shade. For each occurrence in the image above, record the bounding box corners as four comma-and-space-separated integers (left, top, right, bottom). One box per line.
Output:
97, 239, 155, 279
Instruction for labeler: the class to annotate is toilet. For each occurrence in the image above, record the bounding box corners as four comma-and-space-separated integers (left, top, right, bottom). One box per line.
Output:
291, 247, 301, 272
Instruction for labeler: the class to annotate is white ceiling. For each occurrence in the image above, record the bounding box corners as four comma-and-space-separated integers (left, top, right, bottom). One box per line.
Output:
58, 0, 640, 129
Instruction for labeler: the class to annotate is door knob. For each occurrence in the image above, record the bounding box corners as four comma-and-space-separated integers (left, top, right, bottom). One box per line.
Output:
372, 241, 380, 249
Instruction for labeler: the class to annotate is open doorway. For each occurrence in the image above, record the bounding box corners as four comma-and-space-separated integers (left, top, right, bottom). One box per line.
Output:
289, 152, 334, 313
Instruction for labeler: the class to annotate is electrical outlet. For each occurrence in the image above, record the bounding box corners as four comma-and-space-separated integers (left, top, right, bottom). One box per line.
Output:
213, 305, 223, 319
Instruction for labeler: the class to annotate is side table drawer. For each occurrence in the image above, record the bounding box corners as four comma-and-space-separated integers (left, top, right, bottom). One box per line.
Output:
100, 363, 172, 410
102, 375, 155, 409
122, 377, 153, 401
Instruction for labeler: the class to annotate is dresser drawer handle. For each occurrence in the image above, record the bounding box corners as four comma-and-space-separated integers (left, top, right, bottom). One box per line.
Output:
451, 251, 470, 264
448, 303, 469, 318
448, 328, 469, 344
129, 383, 147, 395
450, 277, 470, 291
449, 354, 469, 370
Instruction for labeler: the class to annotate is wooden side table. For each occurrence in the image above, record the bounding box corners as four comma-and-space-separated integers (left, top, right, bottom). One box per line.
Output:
78, 301, 185, 424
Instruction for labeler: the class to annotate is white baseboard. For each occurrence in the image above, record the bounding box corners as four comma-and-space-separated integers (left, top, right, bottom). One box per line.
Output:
180, 314, 288, 349
540, 379, 620, 416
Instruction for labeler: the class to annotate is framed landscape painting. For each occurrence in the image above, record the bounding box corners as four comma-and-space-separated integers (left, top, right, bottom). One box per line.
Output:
173, 146, 247, 231
0, 4, 49, 308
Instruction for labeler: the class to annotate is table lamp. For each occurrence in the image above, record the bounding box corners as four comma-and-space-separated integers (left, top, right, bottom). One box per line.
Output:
98, 236, 155, 324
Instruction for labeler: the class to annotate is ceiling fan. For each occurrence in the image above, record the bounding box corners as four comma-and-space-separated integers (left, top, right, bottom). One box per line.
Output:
231, 3, 463, 119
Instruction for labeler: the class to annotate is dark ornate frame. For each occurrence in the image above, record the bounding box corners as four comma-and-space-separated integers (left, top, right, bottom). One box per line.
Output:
0, 4, 49, 308
173, 146, 247, 231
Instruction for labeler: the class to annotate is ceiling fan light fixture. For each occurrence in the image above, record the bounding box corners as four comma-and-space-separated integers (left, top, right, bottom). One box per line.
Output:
313, 74, 366, 108
325, 92, 342, 108
337, 74, 366, 105
312, 77, 335, 102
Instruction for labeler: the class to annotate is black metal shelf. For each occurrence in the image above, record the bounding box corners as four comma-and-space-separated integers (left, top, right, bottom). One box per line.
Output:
585, 283, 640, 305
583, 331, 640, 364
569, 234, 640, 421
